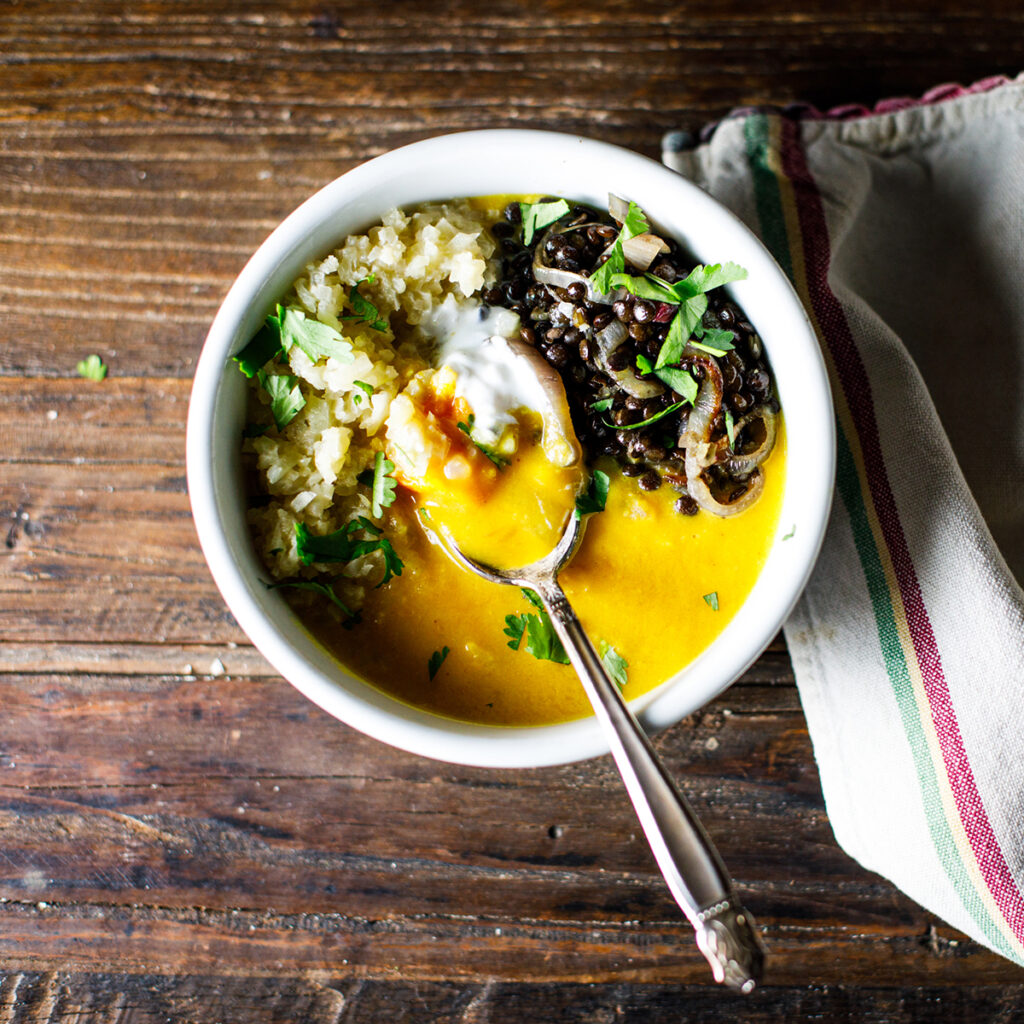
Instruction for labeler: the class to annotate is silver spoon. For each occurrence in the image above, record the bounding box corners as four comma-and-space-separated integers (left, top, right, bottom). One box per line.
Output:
433, 506, 766, 992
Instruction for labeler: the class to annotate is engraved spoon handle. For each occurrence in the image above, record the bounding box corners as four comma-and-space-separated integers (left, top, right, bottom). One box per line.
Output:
530, 574, 765, 992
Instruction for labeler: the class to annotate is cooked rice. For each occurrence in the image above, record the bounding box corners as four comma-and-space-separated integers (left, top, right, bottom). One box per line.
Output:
243, 201, 497, 609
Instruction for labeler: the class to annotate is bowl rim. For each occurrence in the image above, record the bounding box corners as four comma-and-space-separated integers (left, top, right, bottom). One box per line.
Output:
186, 128, 835, 768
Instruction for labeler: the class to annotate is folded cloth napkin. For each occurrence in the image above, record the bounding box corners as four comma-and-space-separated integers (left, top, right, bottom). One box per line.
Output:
663, 74, 1024, 964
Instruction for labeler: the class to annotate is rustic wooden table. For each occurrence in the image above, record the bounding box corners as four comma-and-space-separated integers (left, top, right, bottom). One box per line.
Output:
3, 2, 1023, 1020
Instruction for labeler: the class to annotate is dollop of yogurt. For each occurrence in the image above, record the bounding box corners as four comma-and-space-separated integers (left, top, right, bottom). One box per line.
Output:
420, 295, 541, 447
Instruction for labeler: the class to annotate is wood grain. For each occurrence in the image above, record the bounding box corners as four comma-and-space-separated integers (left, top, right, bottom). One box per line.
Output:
2, 0, 1022, 1019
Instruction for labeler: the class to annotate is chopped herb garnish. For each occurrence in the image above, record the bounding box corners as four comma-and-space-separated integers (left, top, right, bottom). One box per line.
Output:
653, 365, 698, 403
504, 590, 570, 665
692, 325, 736, 354
636, 352, 696, 400
656, 294, 708, 368
342, 275, 388, 332
782, 525, 796, 540
233, 314, 283, 377
257, 368, 305, 430
76, 354, 107, 381
724, 408, 737, 449
457, 415, 509, 467
428, 646, 450, 680
369, 450, 398, 519
609, 272, 680, 305
575, 469, 609, 520
519, 199, 571, 246
655, 264, 747, 366
523, 613, 570, 664
236, 302, 355, 376
605, 399, 690, 432
589, 397, 614, 413
504, 614, 527, 650
281, 307, 354, 363
703, 591, 720, 611
678, 262, 748, 294
295, 517, 403, 586
600, 262, 749, 370
599, 641, 629, 690
353, 380, 375, 399
590, 199, 650, 294
265, 577, 356, 619
621, 199, 650, 238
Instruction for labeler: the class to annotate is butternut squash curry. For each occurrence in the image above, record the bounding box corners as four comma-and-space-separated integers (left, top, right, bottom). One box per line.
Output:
236, 195, 785, 726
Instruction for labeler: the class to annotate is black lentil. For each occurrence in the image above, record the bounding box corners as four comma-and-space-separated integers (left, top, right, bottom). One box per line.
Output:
490, 196, 777, 516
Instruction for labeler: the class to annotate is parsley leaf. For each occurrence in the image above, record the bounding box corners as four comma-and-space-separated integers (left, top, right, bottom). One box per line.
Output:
703, 591, 720, 611
342, 275, 388, 332
694, 326, 736, 352
609, 272, 679, 305
678, 261, 748, 294
724, 408, 737, 449
504, 614, 527, 651
353, 380, 375, 399
599, 641, 629, 690
257, 369, 305, 430
605, 399, 690, 432
575, 469, 610, 519
233, 312, 284, 378
295, 517, 404, 586
621, 200, 650, 238
373, 539, 404, 585
428, 646, 450, 680
590, 199, 650, 294
589, 247, 625, 295
457, 415, 509, 467
265, 577, 356, 618
281, 307, 355, 363
653, 365, 698, 403
519, 199, 570, 246
636, 354, 696, 402
77, 354, 108, 381
642, 262, 748, 369
656, 294, 708, 369
506, 589, 570, 665
370, 450, 398, 519
524, 613, 570, 664
589, 397, 614, 412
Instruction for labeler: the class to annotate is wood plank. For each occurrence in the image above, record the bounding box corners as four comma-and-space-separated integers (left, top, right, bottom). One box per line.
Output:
0, 973, 1021, 1024
0, 902, 1015, 987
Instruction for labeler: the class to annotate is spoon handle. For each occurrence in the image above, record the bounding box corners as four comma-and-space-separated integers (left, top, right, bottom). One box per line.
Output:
532, 576, 766, 993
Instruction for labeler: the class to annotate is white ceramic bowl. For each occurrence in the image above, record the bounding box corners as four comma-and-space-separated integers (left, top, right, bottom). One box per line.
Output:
187, 129, 834, 769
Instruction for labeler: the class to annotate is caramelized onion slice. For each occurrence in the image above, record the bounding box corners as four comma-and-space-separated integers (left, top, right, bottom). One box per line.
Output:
622, 232, 669, 272
592, 318, 664, 400
725, 406, 778, 475
687, 466, 766, 517
680, 357, 768, 516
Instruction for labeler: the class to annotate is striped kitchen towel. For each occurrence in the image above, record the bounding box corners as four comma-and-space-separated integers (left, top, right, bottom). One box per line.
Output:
664, 74, 1024, 964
